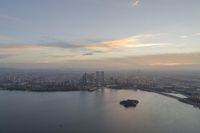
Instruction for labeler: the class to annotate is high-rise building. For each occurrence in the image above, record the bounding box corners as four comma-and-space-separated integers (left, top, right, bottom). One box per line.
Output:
81, 73, 95, 87
82, 73, 87, 86
96, 71, 104, 87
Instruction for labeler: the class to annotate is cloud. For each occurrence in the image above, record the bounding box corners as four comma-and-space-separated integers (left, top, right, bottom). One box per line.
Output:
0, 44, 91, 63
84, 33, 168, 51
0, 54, 13, 59
0, 14, 22, 22
76, 52, 200, 70
82, 53, 93, 56
7, 33, 164, 53
132, 0, 140, 7
39, 41, 81, 49
124, 53, 200, 66
180, 35, 188, 39
194, 33, 200, 36
82, 50, 104, 56
1, 50, 200, 70
85, 36, 138, 50
0, 33, 169, 62
0, 34, 15, 41
0, 45, 50, 53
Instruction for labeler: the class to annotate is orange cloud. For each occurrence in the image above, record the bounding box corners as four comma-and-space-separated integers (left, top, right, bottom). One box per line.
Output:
125, 53, 200, 66
0, 45, 50, 53
85, 36, 138, 50
150, 63, 184, 66
84, 34, 166, 51
0, 33, 171, 63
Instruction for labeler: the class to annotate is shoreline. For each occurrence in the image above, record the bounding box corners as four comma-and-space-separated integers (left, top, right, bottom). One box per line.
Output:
1, 87, 200, 109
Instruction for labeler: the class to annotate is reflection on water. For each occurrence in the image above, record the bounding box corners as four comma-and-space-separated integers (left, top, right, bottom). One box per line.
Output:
165, 92, 187, 98
0, 89, 200, 133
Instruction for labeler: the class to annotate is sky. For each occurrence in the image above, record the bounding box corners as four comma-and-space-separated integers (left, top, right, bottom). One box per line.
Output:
0, 0, 200, 70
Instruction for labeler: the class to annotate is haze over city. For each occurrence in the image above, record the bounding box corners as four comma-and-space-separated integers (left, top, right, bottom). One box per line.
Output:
0, 0, 200, 70
1, 1, 200, 133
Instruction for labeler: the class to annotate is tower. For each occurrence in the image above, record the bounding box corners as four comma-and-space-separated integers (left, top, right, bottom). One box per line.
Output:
96, 71, 104, 87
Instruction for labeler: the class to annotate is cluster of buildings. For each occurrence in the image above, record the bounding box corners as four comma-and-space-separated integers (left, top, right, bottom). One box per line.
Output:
1, 69, 200, 108
81, 71, 105, 88
0, 70, 105, 91
0, 69, 200, 98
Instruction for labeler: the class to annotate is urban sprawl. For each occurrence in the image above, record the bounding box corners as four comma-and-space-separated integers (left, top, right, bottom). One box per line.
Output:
0, 69, 200, 108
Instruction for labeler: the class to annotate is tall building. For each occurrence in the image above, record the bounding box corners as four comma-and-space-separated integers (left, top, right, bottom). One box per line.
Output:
82, 73, 87, 86
81, 73, 95, 87
96, 71, 104, 87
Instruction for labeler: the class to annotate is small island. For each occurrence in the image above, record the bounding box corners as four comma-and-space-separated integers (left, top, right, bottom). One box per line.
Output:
120, 99, 139, 108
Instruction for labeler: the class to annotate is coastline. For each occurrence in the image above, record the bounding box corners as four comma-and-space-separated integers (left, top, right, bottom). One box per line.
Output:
1, 87, 200, 109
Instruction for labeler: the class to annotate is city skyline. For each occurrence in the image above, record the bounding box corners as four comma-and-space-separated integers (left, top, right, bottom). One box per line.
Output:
0, 0, 200, 69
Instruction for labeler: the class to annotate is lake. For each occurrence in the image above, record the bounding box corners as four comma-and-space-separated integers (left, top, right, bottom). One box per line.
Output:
0, 89, 200, 133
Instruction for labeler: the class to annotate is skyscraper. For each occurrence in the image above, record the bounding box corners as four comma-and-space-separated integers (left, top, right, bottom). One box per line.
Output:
81, 73, 95, 87
96, 71, 104, 87
82, 73, 87, 86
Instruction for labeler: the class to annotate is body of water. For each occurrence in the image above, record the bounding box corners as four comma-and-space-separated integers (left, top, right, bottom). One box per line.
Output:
0, 89, 200, 133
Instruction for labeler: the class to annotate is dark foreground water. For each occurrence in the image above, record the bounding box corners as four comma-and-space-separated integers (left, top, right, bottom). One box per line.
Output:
0, 89, 200, 133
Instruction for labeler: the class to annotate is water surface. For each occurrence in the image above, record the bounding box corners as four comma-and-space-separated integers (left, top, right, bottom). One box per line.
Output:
0, 89, 200, 133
